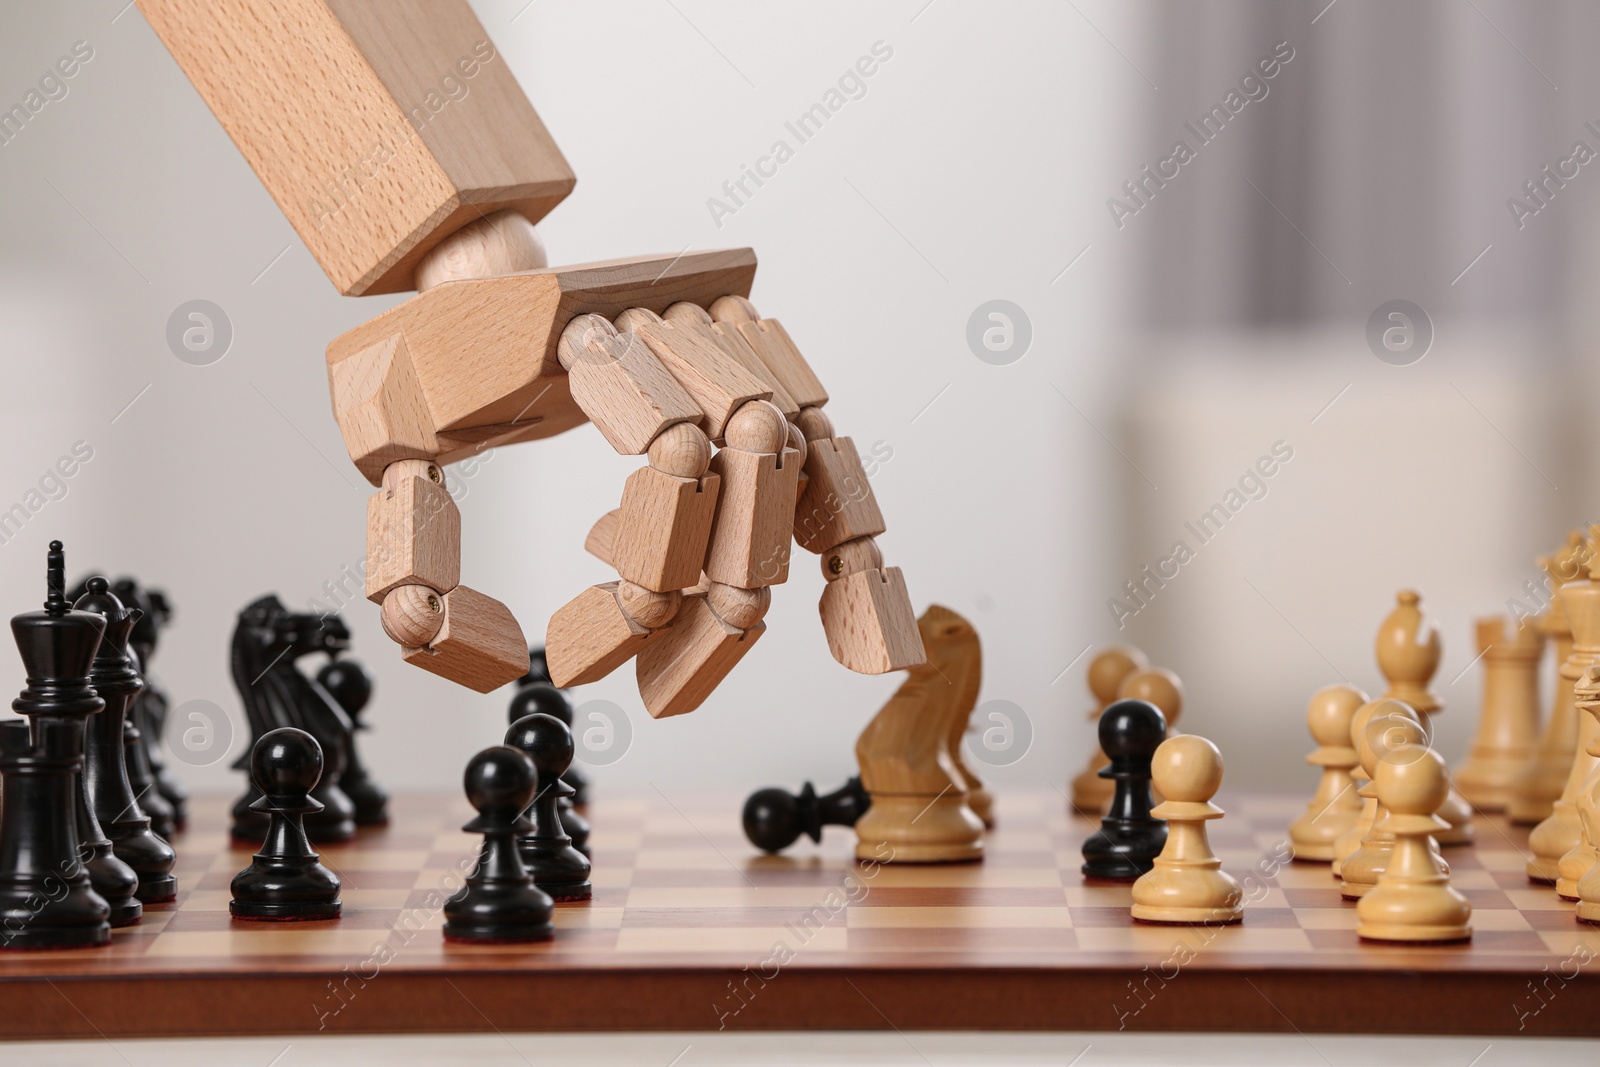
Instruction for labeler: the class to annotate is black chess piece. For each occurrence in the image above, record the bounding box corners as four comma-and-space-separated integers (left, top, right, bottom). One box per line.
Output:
1081, 698, 1168, 881
74, 578, 177, 904
0, 722, 110, 949
508, 680, 589, 806
559, 796, 591, 858
317, 657, 388, 827
519, 646, 552, 688
70, 573, 184, 837
18, 562, 140, 928
743, 776, 871, 853
442, 746, 554, 943
229, 596, 292, 839
121, 644, 177, 841
507, 681, 588, 851
283, 613, 357, 843
504, 713, 591, 901
50, 578, 140, 927
0, 542, 112, 948
228, 597, 356, 843
230, 728, 342, 921
121, 580, 187, 830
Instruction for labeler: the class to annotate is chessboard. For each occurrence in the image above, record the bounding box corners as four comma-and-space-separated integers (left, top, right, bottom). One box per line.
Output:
0, 789, 1595, 1040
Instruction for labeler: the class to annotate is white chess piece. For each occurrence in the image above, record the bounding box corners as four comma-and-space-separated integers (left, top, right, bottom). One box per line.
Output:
1131, 735, 1242, 925
1356, 744, 1472, 943
1289, 685, 1367, 862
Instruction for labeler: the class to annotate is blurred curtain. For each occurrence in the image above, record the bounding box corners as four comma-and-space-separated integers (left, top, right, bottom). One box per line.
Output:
1137, 0, 1594, 335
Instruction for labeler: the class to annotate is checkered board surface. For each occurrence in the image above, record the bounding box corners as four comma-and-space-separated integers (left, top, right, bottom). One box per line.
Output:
3, 790, 1597, 1039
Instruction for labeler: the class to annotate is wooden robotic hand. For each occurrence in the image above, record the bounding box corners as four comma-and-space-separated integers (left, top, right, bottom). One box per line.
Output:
139, 0, 923, 707
547, 298, 924, 717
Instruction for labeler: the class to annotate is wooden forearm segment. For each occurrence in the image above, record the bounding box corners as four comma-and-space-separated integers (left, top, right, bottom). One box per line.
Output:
709, 298, 924, 674
138, 0, 575, 297
364, 459, 527, 693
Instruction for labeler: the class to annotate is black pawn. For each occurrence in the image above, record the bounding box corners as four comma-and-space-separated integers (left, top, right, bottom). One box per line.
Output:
0, 722, 110, 948
442, 746, 554, 943
1081, 699, 1168, 881
743, 776, 871, 853
519, 646, 552, 687
508, 683, 588, 852
230, 728, 341, 921
509, 681, 589, 806
504, 714, 591, 901
74, 578, 176, 904
317, 659, 388, 827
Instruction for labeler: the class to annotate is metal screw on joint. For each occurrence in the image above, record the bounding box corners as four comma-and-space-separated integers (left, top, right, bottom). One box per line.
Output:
427, 465, 442, 483
827, 556, 844, 576
427, 594, 441, 613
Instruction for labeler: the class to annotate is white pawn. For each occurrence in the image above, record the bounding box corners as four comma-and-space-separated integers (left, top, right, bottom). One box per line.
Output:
1341, 710, 1430, 900
1288, 685, 1368, 862
1357, 744, 1472, 943
1334, 698, 1417, 881
1131, 735, 1242, 925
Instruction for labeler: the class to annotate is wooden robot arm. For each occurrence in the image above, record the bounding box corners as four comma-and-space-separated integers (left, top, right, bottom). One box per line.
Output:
139, 0, 924, 709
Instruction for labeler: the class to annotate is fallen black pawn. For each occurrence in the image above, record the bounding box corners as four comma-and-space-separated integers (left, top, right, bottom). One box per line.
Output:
442, 746, 554, 943
230, 728, 342, 921
743, 777, 871, 853
1081, 698, 1168, 881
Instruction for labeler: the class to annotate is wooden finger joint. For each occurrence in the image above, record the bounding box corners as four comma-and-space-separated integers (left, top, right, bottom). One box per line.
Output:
793, 436, 886, 554
366, 460, 461, 602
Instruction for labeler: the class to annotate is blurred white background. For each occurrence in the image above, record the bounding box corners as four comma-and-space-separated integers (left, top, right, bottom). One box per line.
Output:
0, 0, 1594, 802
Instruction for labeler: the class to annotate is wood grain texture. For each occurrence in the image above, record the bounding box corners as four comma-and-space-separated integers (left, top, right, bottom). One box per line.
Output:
735, 318, 829, 411
1512, 532, 1586, 824
819, 566, 924, 675
709, 323, 798, 417
613, 468, 720, 593
565, 334, 702, 455
1458, 617, 1544, 812
364, 474, 460, 601
328, 334, 440, 485
137, 0, 574, 295
414, 209, 548, 292
380, 584, 444, 646
585, 510, 621, 567
703, 447, 801, 589
793, 437, 887, 554
325, 250, 757, 434
854, 605, 984, 863
0, 792, 1596, 1039
635, 320, 771, 439
400, 583, 527, 692
636, 594, 764, 718
546, 582, 658, 688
